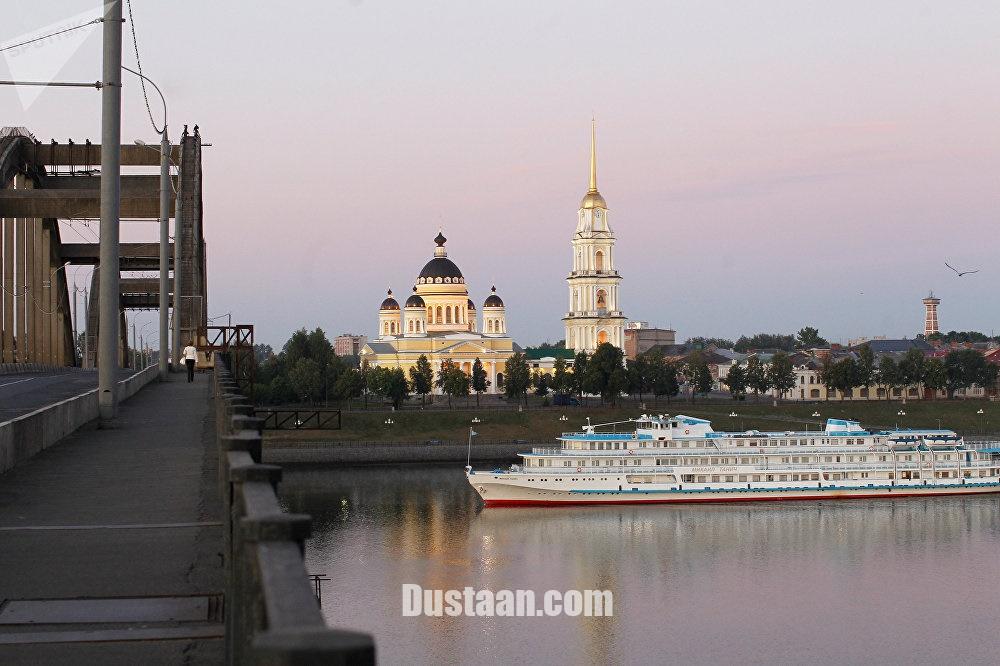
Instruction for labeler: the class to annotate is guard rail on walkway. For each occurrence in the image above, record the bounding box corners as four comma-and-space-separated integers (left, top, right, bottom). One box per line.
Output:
215, 355, 375, 665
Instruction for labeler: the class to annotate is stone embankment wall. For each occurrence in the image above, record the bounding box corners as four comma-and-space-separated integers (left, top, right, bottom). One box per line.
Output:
263, 438, 533, 465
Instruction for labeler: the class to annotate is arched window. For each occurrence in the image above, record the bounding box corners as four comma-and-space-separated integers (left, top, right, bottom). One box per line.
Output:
595, 250, 604, 272
597, 330, 608, 345
496, 372, 504, 388
446, 306, 452, 324
596, 289, 607, 309
487, 320, 493, 333
382, 322, 387, 335
427, 306, 433, 322
436, 306, 443, 323
408, 321, 414, 333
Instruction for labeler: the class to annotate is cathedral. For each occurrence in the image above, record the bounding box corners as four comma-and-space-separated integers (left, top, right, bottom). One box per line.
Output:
564, 122, 626, 353
359, 232, 516, 393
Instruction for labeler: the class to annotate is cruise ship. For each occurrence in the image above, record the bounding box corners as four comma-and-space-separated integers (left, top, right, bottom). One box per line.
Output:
466, 415, 1000, 506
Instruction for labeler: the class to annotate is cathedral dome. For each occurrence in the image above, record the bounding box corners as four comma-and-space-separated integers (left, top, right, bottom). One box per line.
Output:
405, 287, 425, 308
418, 257, 464, 281
417, 231, 465, 281
483, 286, 504, 308
467, 298, 476, 310
379, 289, 400, 311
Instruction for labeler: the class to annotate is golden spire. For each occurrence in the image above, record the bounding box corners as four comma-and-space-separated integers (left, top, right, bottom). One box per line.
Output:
580, 118, 607, 210
588, 117, 598, 193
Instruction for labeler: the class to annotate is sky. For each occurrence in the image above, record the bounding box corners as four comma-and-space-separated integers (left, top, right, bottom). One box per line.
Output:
3, 1, 999, 349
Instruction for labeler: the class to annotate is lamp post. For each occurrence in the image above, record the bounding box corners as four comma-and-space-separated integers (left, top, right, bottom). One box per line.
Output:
977, 408, 985, 436
126, 64, 172, 380
897, 409, 906, 430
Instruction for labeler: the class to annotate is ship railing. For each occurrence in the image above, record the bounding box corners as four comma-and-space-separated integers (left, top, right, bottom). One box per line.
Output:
760, 460, 996, 471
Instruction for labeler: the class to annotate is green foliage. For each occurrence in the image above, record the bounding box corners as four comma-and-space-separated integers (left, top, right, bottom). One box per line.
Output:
876, 356, 900, 398
767, 351, 797, 397
434, 360, 470, 408
503, 352, 532, 405
531, 371, 551, 397
898, 348, 926, 388
724, 363, 747, 400
551, 357, 570, 395
288, 358, 323, 404
795, 327, 828, 349
687, 356, 714, 400
471, 358, 490, 406
585, 343, 627, 406
651, 360, 681, 403
922, 357, 947, 394
943, 349, 998, 398
572, 351, 589, 397
331, 368, 364, 403
856, 344, 876, 388
522, 340, 566, 355
408, 354, 434, 405
734, 333, 796, 353
370, 365, 409, 408
686, 336, 736, 350
626, 355, 652, 400
824, 357, 861, 399
745, 356, 769, 398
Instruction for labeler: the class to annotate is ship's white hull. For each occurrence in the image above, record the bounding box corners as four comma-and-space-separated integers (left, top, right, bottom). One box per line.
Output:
468, 475, 1000, 507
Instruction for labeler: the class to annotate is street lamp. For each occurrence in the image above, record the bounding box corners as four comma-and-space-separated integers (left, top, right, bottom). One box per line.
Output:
977, 408, 985, 436
471, 417, 481, 424
559, 415, 569, 422
123, 65, 172, 380
384, 418, 394, 426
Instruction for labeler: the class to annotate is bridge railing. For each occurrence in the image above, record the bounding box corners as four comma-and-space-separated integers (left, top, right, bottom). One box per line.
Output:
214, 354, 375, 665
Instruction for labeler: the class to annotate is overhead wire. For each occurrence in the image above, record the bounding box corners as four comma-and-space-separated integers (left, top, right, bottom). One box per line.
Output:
0, 18, 102, 54
124, 0, 163, 134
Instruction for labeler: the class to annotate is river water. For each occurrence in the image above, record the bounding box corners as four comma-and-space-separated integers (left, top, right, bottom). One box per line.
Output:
280, 464, 1000, 665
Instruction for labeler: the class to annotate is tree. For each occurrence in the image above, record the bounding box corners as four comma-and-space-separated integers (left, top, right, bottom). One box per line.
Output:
331, 367, 364, 406
795, 327, 828, 349
724, 363, 747, 400
745, 356, 769, 400
288, 358, 323, 404
503, 352, 532, 406
856, 344, 876, 391
686, 336, 736, 350
551, 357, 570, 395
898, 348, 926, 392
253, 343, 274, 364
587, 343, 627, 406
825, 358, 860, 400
767, 351, 796, 399
408, 354, 434, 405
471, 358, 490, 406
734, 333, 796, 353
943, 349, 997, 399
627, 354, 652, 401
651, 360, 681, 404
435, 360, 470, 408
572, 351, 589, 399
922, 357, 947, 398
531, 371, 551, 397
876, 356, 901, 400
381, 367, 409, 409
687, 355, 713, 402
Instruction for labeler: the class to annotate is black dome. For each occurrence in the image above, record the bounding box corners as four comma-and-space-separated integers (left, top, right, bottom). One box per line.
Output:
380, 289, 399, 310
418, 257, 464, 280
467, 298, 476, 310
484, 286, 503, 307
405, 293, 425, 307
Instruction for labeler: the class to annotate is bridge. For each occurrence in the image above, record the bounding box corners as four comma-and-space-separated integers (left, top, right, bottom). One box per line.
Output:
0, 126, 206, 369
0, 123, 374, 661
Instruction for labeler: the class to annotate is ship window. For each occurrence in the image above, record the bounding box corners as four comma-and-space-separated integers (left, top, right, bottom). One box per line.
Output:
779, 475, 788, 482
738, 475, 748, 482
725, 476, 734, 482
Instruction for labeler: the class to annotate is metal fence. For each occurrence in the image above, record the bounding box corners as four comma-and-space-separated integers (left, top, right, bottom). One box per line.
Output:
215, 356, 375, 665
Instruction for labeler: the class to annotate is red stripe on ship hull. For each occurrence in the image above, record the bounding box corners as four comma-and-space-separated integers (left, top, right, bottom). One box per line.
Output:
483, 488, 1000, 507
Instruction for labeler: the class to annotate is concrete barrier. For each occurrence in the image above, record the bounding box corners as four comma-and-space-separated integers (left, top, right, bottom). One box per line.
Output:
0, 364, 161, 475
263, 441, 524, 465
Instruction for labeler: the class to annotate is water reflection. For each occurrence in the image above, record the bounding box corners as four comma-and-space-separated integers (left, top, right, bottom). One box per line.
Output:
280, 464, 1000, 665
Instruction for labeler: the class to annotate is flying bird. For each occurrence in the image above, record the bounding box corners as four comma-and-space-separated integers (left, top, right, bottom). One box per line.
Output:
945, 262, 980, 277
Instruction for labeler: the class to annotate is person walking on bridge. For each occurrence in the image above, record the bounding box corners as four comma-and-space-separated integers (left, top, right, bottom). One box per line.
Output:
183, 341, 198, 383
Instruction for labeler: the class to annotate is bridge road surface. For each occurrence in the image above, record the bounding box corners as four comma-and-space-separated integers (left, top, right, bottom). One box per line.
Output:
0, 372, 224, 665
0, 369, 133, 422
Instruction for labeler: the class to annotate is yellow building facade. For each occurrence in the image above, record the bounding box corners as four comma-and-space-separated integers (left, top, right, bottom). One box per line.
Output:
360, 232, 517, 393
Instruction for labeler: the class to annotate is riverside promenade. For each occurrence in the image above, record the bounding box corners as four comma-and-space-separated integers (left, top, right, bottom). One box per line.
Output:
0, 373, 224, 664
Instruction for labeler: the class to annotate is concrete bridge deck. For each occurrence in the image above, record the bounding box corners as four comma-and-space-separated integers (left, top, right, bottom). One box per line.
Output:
0, 369, 133, 422
0, 372, 223, 664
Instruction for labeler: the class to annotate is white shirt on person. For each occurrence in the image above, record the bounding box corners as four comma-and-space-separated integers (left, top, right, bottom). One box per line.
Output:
183, 345, 198, 361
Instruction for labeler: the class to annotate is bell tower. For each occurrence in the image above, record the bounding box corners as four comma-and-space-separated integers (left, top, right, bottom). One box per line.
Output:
563, 121, 626, 353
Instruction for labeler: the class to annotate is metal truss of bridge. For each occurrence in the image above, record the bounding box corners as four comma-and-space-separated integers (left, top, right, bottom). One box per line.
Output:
0, 125, 208, 368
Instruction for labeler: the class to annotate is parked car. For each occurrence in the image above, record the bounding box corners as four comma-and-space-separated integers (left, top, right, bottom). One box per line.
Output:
552, 394, 580, 406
